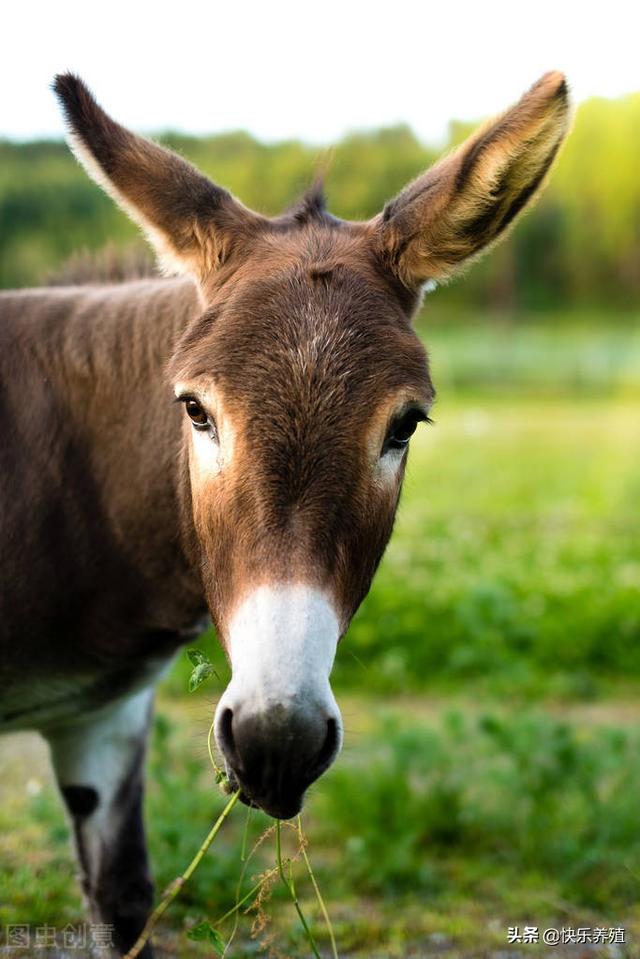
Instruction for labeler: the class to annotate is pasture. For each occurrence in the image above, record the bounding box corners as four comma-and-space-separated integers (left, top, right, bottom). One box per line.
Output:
1, 319, 638, 957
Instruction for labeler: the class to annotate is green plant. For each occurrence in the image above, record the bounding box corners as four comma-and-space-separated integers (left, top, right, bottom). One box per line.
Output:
126, 649, 339, 958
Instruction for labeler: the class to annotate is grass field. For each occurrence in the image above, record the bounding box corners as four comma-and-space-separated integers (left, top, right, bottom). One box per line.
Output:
1, 321, 639, 957
2, 698, 640, 957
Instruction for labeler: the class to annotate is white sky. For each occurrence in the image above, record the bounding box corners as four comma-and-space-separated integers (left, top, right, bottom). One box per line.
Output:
2, 0, 638, 145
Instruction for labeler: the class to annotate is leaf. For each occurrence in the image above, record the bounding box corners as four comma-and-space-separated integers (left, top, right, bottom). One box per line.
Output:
208, 928, 227, 953
186, 921, 225, 953
186, 920, 210, 941
186, 648, 219, 692
189, 661, 214, 692
187, 648, 210, 668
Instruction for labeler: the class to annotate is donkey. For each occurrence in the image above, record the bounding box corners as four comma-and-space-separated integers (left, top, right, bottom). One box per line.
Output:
0, 72, 569, 955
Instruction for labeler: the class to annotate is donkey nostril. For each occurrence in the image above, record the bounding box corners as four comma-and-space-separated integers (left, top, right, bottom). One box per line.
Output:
219, 707, 239, 767
311, 717, 339, 776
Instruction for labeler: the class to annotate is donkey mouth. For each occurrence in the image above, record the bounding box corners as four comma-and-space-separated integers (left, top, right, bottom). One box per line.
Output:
214, 699, 342, 820
225, 767, 306, 820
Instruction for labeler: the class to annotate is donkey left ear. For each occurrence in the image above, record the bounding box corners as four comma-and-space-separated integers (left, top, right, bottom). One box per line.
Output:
376, 71, 571, 289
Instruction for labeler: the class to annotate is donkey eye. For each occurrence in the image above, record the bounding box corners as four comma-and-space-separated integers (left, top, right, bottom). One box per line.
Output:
184, 398, 210, 429
385, 409, 426, 452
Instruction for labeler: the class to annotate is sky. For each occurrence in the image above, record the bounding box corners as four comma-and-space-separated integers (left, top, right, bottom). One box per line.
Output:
2, 0, 638, 146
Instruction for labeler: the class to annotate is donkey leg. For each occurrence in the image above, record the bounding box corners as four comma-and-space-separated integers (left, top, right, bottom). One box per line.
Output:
45, 687, 156, 958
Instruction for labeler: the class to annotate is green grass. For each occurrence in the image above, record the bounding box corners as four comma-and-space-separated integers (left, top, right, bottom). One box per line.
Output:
2, 702, 640, 956
317, 709, 640, 908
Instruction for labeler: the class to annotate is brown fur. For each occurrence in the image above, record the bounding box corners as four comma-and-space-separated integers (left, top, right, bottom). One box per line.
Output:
168, 223, 433, 632
0, 277, 203, 696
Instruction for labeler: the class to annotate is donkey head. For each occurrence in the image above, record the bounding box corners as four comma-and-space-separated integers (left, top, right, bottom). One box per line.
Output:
55, 72, 569, 818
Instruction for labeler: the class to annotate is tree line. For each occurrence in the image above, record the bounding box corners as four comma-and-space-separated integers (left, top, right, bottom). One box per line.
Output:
1, 92, 638, 316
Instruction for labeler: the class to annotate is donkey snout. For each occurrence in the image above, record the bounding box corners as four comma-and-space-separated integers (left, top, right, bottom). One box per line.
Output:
215, 700, 342, 819
214, 583, 343, 817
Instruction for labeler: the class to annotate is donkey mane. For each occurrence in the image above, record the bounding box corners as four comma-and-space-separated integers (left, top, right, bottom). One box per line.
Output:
45, 244, 157, 286
286, 182, 330, 223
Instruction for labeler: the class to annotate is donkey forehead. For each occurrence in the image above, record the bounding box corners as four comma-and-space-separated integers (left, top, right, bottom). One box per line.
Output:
171, 258, 433, 415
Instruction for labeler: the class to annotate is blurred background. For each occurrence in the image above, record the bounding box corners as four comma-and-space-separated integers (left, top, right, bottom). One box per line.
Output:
1, 2, 639, 956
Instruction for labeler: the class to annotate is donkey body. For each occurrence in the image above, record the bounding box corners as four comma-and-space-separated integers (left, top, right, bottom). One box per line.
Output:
0, 73, 569, 955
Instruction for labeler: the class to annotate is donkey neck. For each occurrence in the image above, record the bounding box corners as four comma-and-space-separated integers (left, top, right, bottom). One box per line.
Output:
0, 275, 207, 697
48, 276, 204, 599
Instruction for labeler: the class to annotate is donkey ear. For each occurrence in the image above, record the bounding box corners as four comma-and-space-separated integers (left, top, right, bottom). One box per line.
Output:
376, 71, 571, 289
53, 74, 262, 280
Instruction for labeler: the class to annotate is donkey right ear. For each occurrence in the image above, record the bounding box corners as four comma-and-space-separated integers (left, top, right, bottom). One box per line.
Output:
53, 74, 263, 280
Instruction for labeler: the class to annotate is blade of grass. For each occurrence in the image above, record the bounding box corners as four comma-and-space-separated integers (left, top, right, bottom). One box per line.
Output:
215, 876, 266, 928
123, 789, 240, 959
221, 806, 254, 957
214, 819, 278, 929
208, 718, 231, 789
297, 815, 339, 959
275, 819, 322, 959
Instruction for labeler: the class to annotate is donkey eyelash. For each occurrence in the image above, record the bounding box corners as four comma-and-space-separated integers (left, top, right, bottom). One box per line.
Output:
390, 407, 430, 427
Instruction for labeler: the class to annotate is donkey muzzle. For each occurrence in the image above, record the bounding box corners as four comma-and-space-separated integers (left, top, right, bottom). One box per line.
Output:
214, 583, 343, 817
215, 699, 342, 818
